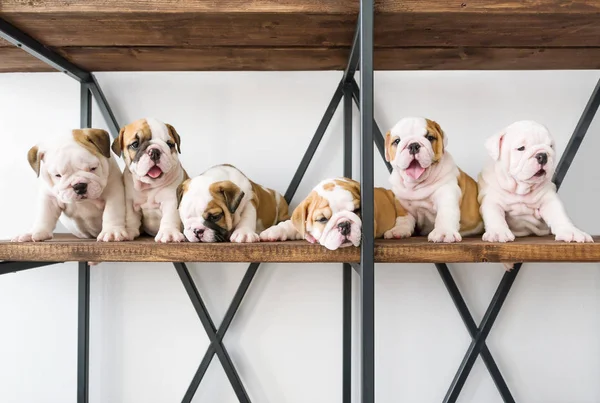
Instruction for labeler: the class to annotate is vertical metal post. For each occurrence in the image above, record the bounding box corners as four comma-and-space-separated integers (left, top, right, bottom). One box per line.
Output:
77, 262, 90, 403
343, 84, 353, 403
359, 0, 375, 401
77, 84, 92, 403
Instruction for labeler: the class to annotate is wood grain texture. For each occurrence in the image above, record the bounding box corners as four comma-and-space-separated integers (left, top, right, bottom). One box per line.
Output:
1, 235, 599, 263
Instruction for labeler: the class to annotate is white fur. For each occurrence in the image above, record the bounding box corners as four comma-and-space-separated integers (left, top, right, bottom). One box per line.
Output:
387, 117, 465, 243
479, 120, 592, 243
13, 134, 129, 242
122, 118, 185, 243
179, 165, 259, 243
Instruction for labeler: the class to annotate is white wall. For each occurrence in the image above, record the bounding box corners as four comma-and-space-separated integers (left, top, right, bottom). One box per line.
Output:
1, 70, 599, 403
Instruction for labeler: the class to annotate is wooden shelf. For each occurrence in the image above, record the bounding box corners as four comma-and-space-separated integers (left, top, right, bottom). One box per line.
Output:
1, 0, 600, 71
1, 235, 599, 263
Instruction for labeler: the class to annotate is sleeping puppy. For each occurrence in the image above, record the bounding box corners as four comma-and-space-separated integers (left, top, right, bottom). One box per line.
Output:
386, 117, 483, 243
259, 178, 415, 250
112, 118, 187, 242
479, 120, 592, 243
178, 164, 290, 243
13, 129, 129, 242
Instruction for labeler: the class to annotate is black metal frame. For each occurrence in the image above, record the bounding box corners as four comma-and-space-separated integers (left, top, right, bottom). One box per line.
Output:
2, 0, 599, 401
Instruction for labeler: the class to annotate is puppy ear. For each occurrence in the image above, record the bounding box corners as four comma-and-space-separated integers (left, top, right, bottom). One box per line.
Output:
176, 178, 191, 209
27, 145, 44, 177
82, 129, 111, 158
166, 124, 181, 154
384, 131, 392, 162
112, 127, 125, 156
485, 131, 505, 161
291, 192, 314, 237
218, 181, 245, 213
429, 120, 448, 147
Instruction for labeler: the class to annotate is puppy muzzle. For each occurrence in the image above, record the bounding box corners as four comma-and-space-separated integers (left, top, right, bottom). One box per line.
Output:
318, 211, 362, 250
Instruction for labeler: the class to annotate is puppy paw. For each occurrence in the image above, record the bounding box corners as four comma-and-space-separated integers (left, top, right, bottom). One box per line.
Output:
554, 227, 594, 243
482, 228, 515, 243
12, 231, 53, 242
259, 226, 288, 242
428, 228, 462, 243
155, 228, 185, 243
231, 228, 260, 243
97, 227, 129, 242
384, 224, 413, 239
125, 227, 140, 241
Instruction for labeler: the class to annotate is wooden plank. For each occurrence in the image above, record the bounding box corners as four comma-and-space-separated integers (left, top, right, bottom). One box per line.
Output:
1, 235, 599, 263
2, 12, 600, 48
2, 0, 600, 14
3, 46, 600, 72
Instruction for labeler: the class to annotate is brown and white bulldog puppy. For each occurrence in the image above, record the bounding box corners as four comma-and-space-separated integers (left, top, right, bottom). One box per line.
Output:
259, 178, 415, 250
112, 118, 187, 243
13, 129, 129, 242
386, 117, 483, 243
178, 164, 290, 243
479, 120, 592, 243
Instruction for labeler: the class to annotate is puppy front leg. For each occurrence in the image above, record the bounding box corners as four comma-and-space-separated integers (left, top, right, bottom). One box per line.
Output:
481, 201, 515, 243
260, 220, 303, 241
540, 193, 593, 243
97, 173, 130, 242
428, 184, 462, 243
384, 214, 416, 239
13, 191, 61, 242
155, 199, 185, 243
230, 204, 260, 243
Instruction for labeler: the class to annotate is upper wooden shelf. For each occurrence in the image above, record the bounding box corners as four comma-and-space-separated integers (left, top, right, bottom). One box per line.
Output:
1, 235, 599, 263
1, 0, 600, 72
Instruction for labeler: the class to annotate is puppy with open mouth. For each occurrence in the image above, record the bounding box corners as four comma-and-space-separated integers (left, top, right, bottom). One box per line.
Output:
386, 117, 483, 243
13, 129, 129, 242
479, 120, 592, 243
178, 164, 290, 243
259, 178, 415, 250
112, 118, 188, 242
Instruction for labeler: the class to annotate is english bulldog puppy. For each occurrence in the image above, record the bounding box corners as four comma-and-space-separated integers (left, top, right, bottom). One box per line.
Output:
112, 118, 187, 242
478, 120, 592, 243
259, 178, 415, 250
386, 117, 483, 243
178, 164, 290, 243
13, 129, 129, 242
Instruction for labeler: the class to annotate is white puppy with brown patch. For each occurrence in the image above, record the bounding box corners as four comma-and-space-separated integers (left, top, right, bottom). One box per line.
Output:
259, 178, 415, 250
112, 118, 188, 243
479, 120, 592, 243
386, 117, 483, 243
13, 129, 129, 242
178, 164, 290, 243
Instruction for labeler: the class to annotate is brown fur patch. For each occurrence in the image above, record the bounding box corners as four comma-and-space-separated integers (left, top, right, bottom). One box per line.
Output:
176, 178, 191, 208
204, 199, 231, 230
385, 131, 399, 162
73, 129, 111, 159
112, 119, 152, 162
251, 181, 278, 229
166, 124, 181, 154
292, 191, 332, 236
457, 169, 483, 234
334, 178, 360, 201
374, 188, 408, 238
322, 182, 335, 191
27, 145, 42, 177
425, 119, 445, 163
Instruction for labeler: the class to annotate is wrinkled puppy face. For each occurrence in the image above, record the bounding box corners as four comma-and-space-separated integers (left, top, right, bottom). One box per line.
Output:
292, 178, 362, 250
486, 120, 555, 186
385, 117, 447, 183
112, 118, 181, 186
178, 178, 245, 243
28, 129, 111, 203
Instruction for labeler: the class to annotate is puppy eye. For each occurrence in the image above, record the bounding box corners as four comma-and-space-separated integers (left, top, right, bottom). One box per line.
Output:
166, 141, 175, 149
316, 217, 329, 223
392, 138, 400, 146
517, 146, 525, 151
55, 174, 62, 178
207, 213, 223, 222
128, 141, 139, 150
426, 134, 436, 142
90, 167, 97, 172
353, 208, 361, 215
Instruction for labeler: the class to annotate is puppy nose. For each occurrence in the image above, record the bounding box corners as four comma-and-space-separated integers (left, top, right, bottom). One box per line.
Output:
338, 221, 351, 236
73, 182, 87, 195
536, 152, 548, 166
408, 142, 421, 155
193, 228, 204, 238
149, 148, 161, 162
